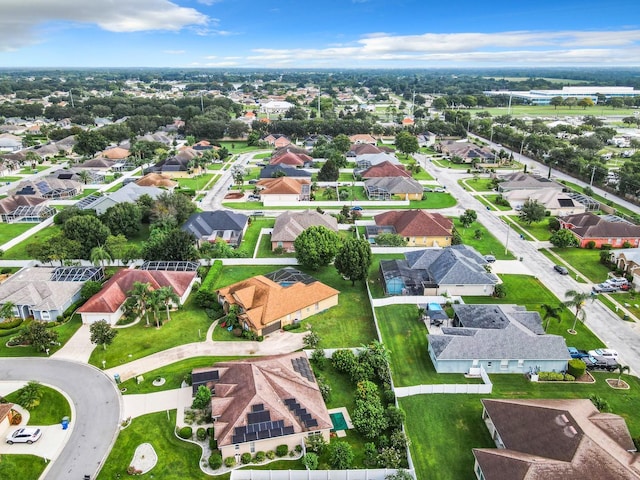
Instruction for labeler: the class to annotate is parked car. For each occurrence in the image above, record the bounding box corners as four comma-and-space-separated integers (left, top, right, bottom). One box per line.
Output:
247, 195, 260, 201
592, 283, 618, 293
248, 179, 258, 184
255, 162, 267, 167
484, 255, 496, 263
588, 348, 619, 360
554, 265, 569, 275
6, 428, 42, 445
351, 206, 363, 211
585, 355, 619, 372
433, 187, 446, 193
568, 347, 589, 359
605, 277, 628, 287
422, 187, 433, 192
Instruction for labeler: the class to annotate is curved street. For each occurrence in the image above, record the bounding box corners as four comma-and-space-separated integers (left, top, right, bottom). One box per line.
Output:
0, 358, 121, 480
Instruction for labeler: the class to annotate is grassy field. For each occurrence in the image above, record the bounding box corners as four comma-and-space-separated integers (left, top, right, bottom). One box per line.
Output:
376, 305, 482, 386
176, 174, 214, 191
452, 218, 515, 260
87, 298, 212, 368
0, 455, 47, 480
5, 384, 71, 424
0, 222, 38, 245
217, 141, 262, 154
413, 169, 434, 181
539, 248, 587, 283
0, 315, 82, 358
459, 178, 494, 192
478, 105, 638, 117
506, 215, 552, 241
547, 247, 612, 283
238, 218, 275, 256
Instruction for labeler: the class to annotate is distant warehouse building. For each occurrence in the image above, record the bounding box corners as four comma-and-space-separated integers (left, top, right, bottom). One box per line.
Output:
483, 86, 640, 105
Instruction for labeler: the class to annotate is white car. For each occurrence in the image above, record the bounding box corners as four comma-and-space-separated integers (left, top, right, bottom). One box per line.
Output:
6, 427, 42, 444
587, 348, 619, 360
605, 277, 628, 287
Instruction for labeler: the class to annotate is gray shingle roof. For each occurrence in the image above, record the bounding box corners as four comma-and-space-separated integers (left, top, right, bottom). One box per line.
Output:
405, 245, 497, 286
271, 210, 338, 243
364, 176, 423, 194
182, 211, 248, 240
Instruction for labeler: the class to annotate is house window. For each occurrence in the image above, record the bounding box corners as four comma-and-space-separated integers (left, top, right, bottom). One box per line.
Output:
518, 360, 524, 367
235, 445, 239, 451
487, 362, 492, 368
500, 360, 508, 370
41, 311, 50, 321
277, 242, 283, 247
250, 442, 255, 453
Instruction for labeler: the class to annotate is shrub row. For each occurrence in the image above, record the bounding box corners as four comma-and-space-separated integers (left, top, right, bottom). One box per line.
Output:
283, 323, 301, 331
538, 371, 575, 381
0, 318, 23, 329
0, 326, 24, 338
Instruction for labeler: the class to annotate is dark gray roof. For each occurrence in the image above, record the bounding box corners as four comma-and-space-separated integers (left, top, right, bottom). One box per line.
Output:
364, 176, 423, 194
405, 245, 497, 286
259, 165, 312, 179
181, 211, 248, 239
264, 267, 317, 285
453, 304, 511, 329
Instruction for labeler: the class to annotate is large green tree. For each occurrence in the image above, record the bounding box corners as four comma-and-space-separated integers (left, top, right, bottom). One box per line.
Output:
518, 199, 546, 225
564, 289, 591, 333
73, 130, 108, 156
334, 238, 372, 286
100, 202, 142, 238
329, 441, 354, 470
394, 130, 419, 157
550, 229, 579, 248
317, 159, 339, 182
62, 215, 111, 258
294, 226, 341, 270
142, 228, 198, 261
89, 319, 118, 350
23, 321, 58, 352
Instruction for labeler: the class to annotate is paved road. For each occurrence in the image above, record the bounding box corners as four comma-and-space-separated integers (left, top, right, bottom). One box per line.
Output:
418, 154, 640, 374
0, 358, 122, 480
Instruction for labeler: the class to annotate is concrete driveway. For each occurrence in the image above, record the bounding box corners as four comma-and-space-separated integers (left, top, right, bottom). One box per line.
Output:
0, 425, 71, 459
0, 358, 122, 480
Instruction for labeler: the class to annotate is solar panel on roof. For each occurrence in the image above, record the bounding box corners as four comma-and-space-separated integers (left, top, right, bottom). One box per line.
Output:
270, 427, 283, 437
283, 426, 294, 435
304, 418, 318, 428
258, 430, 269, 439
246, 432, 257, 442
252, 404, 264, 412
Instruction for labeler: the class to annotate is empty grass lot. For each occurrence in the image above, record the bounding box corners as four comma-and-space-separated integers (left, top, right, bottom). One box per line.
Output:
176, 174, 214, 191
0, 456, 47, 480
452, 218, 515, 260
0, 222, 37, 245
546, 247, 612, 283
376, 305, 482, 386
5, 385, 71, 424
88, 298, 212, 368
506, 215, 552, 241
459, 178, 494, 192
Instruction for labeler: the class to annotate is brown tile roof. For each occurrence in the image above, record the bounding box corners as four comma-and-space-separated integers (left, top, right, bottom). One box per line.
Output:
257, 177, 309, 195
360, 161, 410, 178
269, 152, 308, 167
78, 269, 196, 314
474, 398, 640, 480
217, 275, 339, 330
350, 143, 384, 155
101, 147, 130, 159
0, 195, 46, 214
204, 354, 332, 448
77, 157, 116, 169
561, 212, 640, 239
349, 134, 377, 144
374, 210, 453, 237
135, 173, 178, 188
272, 210, 338, 243
271, 146, 312, 161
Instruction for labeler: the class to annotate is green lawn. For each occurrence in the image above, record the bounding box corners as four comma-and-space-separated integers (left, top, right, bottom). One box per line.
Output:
72, 188, 98, 199
19, 166, 49, 174
430, 158, 471, 169
412, 169, 434, 181
481, 194, 513, 211
562, 181, 637, 218
405, 193, 457, 209
479, 105, 638, 117
256, 234, 296, 258
0, 315, 82, 358
0, 455, 47, 480
452, 218, 515, 260
87, 298, 212, 368
598, 293, 636, 321
547, 247, 612, 283
97, 410, 208, 480
217, 141, 262, 154
0, 176, 24, 182
459, 178, 494, 192
106, 182, 125, 193
368, 253, 405, 298
376, 305, 482, 386
118, 356, 246, 394
252, 152, 271, 160
176, 174, 214, 191
5, 385, 71, 424
238, 218, 275, 256
0, 222, 37, 245
507, 215, 552, 241
539, 249, 587, 283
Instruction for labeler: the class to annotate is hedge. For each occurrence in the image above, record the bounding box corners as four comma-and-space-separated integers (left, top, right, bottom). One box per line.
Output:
567, 359, 586, 378
538, 371, 575, 381
224, 457, 236, 468
276, 445, 289, 457
0, 326, 25, 338
197, 427, 207, 441
241, 452, 252, 464
177, 426, 193, 439
0, 318, 23, 329
208, 453, 222, 469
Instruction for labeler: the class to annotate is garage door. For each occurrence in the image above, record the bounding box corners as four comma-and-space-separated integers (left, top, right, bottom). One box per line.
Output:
262, 321, 281, 335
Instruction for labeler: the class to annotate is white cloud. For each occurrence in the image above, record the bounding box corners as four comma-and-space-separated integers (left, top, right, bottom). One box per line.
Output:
0, 0, 208, 51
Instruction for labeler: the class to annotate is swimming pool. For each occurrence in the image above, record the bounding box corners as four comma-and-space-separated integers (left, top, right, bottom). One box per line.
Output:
330, 412, 348, 431
428, 302, 442, 311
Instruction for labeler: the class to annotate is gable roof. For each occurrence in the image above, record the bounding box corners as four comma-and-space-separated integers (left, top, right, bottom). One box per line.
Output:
257, 177, 309, 195
271, 146, 312, 160
217, 272, 339, 330
182, 211, 248, 240
83, 183, 165, 211
259, 165, 312, 179
135, 173, 178, 188
76, 157, 116, 169
498, 172, 563, 191
202, 354, 332, 448
0, 195, 46, 215
360, 161, 411, 178
350, 143, 384, 155
365, 177, 424, 195
474, 399, 640, 480
78, 269, 196, 314
561, 212, 640, 239
404, 245, 497, 285
349, 134, 377, 144
375, 210, 453, 238
269, 151, 308, 167
272, 210, 338, 243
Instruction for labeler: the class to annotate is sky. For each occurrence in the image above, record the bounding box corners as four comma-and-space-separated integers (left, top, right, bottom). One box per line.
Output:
1, 0, 640, 69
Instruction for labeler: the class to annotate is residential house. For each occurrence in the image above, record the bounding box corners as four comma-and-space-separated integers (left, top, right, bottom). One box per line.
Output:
101, 147, 130, 160
81, 183, 165, 215
372, 210, 453, 247
0, 266, 104, 322
75, 157, 116, 170
13, 177, 82, 199
182, 211, 249, 248
149, 151, 195, 177
610, 248, 640, 276
559, 212, 640, 248
271, 210, 338, 252
496, 172, 564, 193
428, 304, 570, 374
192, 353, 332, 458
504, 189, 586, 216
78, 268, 197, 325
473, 399, 639, 480
302, 134, 332, 150
137, 132, 172, 146
260, 101, 294, 115
217, 267, 339, 335
0, 195, 55, 223
437, 140, 495, 163
50, 168, 106, 184
379, 245, 498, 296
349, 134, 377, 145
364, 177, 423, 200
262, 134, 291, 148
417, 132, 437, 147
0, 134, 22, 152
358, 161, 411, 179
134, 173, 178, 190
257, 177, 311, 205
268, 151, 311, 168
258, 165, 312, 181
354, 152, 401, 171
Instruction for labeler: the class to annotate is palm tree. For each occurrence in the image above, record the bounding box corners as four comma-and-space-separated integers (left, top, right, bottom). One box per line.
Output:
0, 301, 16, 321
616, 364, 630, 387
156, 286, 180, 323
77, 170, 91, 185
564, 290, 591, 333
128, 282, 152, 326
540, 304, 563, 332
90, 245, 112, 267
322, 187, 337, 200
147, 290, 164, 328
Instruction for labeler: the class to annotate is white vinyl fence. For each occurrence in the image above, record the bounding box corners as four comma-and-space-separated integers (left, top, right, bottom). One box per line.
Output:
231, 469, 410, 480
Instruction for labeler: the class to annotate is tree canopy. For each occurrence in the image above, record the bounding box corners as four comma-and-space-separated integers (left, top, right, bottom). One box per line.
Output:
294, 226, 341, 270
334, 238, 372, 285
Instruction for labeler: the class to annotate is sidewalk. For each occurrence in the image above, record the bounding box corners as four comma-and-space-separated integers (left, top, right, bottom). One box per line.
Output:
122, 387, 192, 420
51, 324, 94, 363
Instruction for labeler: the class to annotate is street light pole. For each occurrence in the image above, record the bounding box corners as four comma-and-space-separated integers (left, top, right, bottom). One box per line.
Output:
505, 221, 511, 255
589, 164, 597, 187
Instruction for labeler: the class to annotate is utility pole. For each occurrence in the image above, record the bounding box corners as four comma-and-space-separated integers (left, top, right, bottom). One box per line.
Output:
590, 164, 597, 186
69, 90, 75, 108
504, 221, 511, 255
317, 94, 321, 119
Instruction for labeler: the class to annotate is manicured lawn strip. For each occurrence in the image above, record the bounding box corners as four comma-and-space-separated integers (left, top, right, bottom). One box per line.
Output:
217, 141, 261, 154
106, 182, 125, 192
0, 222, 37, 245
252, 152, 271, 159
539, 248, 587, 283
176, 174, 214, 191
483, 194, 512, 211
452, 218, 515, 260
479, 105, 638, 117
0, 315, 82, 358
88, 298, 212, 368
338, 172, 355, 181
118, 356, 246, 395
20, 166, 50, 173
72, 188, 98, 199
368, 253, 405, 298
376, 305, 482, 386
412, 169, 434, 181
97, 410, 207, 480
598, 293, 633, 321
5, 385, 71, 424
238, 218, 275, 256
256, 234, 296, 258
0, 176, 23, 182
464, 274, 605, 350
430, 158, 470, 169
459, 178, 494, 192
548, 247, 612, 283
507, 215, 552, 241
400, 394, 493, 480
405, 193, 457, 209
212, 265, 277, 289
473, 195, 496, 211
0, 455, 47, 480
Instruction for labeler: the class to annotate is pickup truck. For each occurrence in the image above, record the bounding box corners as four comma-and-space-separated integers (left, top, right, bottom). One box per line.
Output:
584, 355, 619, 372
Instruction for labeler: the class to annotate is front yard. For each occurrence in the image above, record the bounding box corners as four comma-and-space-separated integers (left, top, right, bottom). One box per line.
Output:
0, 222, 38, 245
545, 247, 612, 283
0, 315, 82, 358
4, 384, 72, 424
452, 218, 515, 260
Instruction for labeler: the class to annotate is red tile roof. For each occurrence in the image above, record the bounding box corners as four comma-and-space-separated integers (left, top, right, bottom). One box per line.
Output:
257, 177, 309, 195
374, 210, 453, 237
361, 161, 410, 178
78, 269, 196, 314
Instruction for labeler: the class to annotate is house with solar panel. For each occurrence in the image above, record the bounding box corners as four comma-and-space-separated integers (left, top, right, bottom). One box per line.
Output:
0, 195, 56, 223
0, 266, 104, 322
191, 353, 332, 458
12, 177, 82, 199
